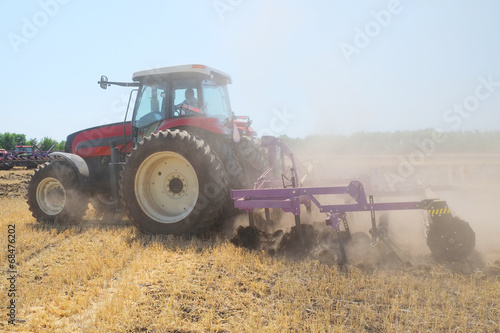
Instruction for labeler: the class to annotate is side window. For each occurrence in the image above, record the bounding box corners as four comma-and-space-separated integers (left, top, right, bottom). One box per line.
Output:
174, 88, 199, 107
202, 80, 230, 118
172, 79, 200, 116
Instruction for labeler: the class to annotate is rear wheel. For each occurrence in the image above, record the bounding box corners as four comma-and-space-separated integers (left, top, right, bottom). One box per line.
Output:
90, 192, 120, 215
27, 161, 89, 223
427, 216, 475, 261
234, 136, 269, 188
120, 130, 228, 234
204, 137, 245, 218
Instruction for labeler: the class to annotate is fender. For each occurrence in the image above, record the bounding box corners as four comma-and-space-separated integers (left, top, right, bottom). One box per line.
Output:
49, 152, 90, 178
157, 117, 229, 135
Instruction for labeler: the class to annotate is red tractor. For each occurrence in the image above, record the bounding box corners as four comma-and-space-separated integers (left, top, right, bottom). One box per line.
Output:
27, 65, 267, 234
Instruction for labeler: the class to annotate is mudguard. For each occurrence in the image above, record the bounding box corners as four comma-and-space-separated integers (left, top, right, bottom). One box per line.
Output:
49, 152, 90, 178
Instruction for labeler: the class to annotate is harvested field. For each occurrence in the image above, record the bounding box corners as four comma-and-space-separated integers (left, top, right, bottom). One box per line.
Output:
1, 156, 500, 332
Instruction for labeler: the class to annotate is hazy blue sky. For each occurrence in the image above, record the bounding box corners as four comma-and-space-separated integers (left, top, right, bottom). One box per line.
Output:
2, 0, 500, 141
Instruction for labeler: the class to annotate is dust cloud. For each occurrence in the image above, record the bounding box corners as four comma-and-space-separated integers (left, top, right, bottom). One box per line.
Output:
228, 144, 500, 271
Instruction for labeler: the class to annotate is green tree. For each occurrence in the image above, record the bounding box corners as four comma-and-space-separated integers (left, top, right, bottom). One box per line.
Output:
55, 140, 66, 151
38, 137, 59, 151
0, 132, 27, 150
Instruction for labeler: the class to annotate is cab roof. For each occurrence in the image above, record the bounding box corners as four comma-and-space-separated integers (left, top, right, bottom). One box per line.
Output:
132, 64, 232, 84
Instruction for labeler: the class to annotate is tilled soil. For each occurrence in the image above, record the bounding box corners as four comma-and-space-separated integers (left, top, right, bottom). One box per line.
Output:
230, 221, 493, 274
0, 169, 33, 197
231, 223, 347, 266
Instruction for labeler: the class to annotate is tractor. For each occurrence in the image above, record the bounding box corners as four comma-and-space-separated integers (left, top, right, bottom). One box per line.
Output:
26, 64, 476, 262
27, 64, 267, 234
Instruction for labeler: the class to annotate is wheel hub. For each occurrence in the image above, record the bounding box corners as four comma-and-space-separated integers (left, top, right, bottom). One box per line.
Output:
135, 151, 199, 223
36, 177, 66, 215
166, 174, 186, 197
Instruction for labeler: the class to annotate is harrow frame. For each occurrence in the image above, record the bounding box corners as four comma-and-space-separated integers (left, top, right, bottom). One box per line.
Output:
231, 136, 473, 263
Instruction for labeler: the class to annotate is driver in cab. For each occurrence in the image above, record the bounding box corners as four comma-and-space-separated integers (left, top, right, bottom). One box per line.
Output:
176, 88, 201, 115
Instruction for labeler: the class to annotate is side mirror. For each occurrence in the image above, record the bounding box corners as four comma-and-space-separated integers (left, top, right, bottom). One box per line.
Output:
98, 75, 109, 89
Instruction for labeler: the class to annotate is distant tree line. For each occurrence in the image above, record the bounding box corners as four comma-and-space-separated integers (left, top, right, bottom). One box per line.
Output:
0, 132, 66, 151
280, 129, 500, 155
2, 130, 498, 155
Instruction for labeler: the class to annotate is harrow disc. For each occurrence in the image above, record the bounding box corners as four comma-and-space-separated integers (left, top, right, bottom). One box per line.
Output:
426, 216, 475, 261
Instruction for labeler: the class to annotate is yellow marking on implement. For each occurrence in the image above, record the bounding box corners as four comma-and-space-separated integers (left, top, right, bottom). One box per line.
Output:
428, 207, 451, 216
428, 208, 451, 216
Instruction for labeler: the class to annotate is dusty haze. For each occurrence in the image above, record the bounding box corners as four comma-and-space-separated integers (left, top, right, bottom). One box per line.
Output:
290, 145, 500, 262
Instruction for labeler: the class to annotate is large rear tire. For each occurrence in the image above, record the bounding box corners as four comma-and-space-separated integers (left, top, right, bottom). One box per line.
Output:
233, 136, 269, 188
120, 130, 228, 234
27, 161, 89, 223
202, 137, 244, 219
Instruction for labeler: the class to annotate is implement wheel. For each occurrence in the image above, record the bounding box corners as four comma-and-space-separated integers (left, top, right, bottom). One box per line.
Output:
427, 216, 475, 261
27, 161, 89, 223
120, 130, 228, 234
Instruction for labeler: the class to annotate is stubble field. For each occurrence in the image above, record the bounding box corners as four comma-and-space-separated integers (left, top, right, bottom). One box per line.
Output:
1, 152, 500, 332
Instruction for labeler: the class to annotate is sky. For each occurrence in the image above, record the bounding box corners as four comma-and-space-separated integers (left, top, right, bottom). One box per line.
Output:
2, 0, 500, 142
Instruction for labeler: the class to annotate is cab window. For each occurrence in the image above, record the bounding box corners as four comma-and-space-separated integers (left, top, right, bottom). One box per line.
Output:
172, 79, 200, 117
201, 79, 231, 119
133, 84, 168, 129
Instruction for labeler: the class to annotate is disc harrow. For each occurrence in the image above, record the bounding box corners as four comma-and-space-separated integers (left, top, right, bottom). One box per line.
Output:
231, 136, 475, 263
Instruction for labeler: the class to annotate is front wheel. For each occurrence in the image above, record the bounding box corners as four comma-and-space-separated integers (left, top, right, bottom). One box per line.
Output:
120, 130, 228, 234
27, 161, 89, 223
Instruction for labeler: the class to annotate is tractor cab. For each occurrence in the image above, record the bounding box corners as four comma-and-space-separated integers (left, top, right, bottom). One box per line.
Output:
97, 64, 256, 149
130, 65, 235, 143
14, 145, 34, 156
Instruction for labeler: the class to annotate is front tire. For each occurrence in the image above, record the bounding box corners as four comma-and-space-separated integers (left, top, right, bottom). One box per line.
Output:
120, 130, 228, 234
27, 161, 89, 223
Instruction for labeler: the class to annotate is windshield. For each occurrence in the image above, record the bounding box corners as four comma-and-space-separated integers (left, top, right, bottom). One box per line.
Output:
15, 146, 33, 153
132, 83, 168, 140
132, 77, 232, 141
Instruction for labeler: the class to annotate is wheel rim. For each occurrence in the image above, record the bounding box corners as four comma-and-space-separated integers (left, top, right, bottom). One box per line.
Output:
96, 193, 118, 205
135, 151, 199, 223
36, 177, 66, 215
